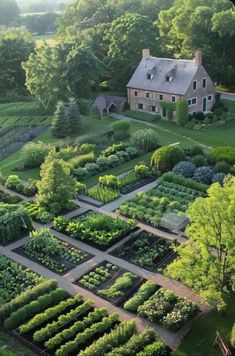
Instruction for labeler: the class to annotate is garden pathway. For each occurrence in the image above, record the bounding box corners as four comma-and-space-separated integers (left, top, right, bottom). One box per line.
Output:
0, 181, 210, 350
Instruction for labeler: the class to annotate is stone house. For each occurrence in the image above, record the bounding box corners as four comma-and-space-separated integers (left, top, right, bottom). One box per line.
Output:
127, 49, 215, 120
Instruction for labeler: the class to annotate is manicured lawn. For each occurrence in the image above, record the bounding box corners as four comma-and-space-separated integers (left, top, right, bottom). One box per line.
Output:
173, 293, 235, 356
0, 328, 36, 356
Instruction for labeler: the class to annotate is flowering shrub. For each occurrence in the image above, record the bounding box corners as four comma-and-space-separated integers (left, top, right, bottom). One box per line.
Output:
173, 161, 196, 178
193, 166, 214, 184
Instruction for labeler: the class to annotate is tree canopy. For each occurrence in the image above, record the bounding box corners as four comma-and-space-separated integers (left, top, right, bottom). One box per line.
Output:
0, 0, 20, 26
166, 177, 235, 309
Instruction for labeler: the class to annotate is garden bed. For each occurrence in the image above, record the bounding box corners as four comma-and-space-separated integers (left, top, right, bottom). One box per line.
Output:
123, 281, 198, 332
0, 255, 44, 306
14, 238, 92, 275
111, 230, 178, 272
120, 175, 156, 194
77, 194, 104, 207
53, 210, 136, 251
0, 189, 23, 204
74, 261, 143, 306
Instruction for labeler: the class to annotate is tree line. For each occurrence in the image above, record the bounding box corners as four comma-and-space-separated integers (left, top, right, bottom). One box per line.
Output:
1, 0, 235, 110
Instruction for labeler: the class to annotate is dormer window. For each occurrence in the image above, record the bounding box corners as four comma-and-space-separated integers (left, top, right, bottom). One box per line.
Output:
147, 73, 151, 80
166, 76, 173, 82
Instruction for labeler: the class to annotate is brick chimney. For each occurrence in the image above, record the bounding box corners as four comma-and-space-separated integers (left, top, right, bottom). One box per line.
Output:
142, 49, 150, 59
194, 49, 202, 65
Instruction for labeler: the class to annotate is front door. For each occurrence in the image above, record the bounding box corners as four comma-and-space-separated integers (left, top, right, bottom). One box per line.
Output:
203, 97, 207, 112
162, 107, 167, 118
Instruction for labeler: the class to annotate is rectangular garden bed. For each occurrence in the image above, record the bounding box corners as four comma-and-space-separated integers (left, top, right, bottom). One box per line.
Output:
123, 280, 199, 333
14, 238, 93, 275
74, 261, 144, 306
111, 230, 178, 272
0, 188, 23, 204
53, 210, 137, 251
119, 175, 156, 195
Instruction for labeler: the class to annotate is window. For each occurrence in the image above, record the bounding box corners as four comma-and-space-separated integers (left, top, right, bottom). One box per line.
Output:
147, 73, 151, 80
171, 96, 176, 102
166, 76, 173, 82
134, 90, 138, 97
208, 95, 213, 101
192, 98, 197, 105
193, 80, 197, 90
203, 78, 207, 88
138, 103, 144, 110
151, 106, 156, 112
145, 92, 150, 98
159, 94, 164, 101
188, 99, 192, 106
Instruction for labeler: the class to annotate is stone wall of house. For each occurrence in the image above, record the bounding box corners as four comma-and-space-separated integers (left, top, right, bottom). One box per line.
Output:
184, 65, 215, 113
127, 88, 182, 119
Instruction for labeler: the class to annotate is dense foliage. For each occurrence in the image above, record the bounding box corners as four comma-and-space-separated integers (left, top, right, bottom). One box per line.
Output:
151, 146, 185, 172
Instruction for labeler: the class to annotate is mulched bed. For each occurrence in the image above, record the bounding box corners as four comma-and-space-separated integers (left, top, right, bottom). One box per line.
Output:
74, 261, 144, 306
111, 230, 178, 272
120, 176, 156, 194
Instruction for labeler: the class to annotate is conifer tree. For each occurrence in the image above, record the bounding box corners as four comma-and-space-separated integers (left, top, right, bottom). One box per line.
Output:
52, 100, 69, 138
68, 97, 81, 135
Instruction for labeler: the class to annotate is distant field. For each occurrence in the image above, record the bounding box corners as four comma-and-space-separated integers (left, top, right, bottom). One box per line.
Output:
32, 34, 57, 47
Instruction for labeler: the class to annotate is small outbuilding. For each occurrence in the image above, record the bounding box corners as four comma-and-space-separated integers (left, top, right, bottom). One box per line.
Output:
93, 95, 126, 116
159, 213, 189, 233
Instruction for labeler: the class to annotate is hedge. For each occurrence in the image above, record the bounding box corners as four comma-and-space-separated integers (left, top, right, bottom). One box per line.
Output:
124, 281, 158, 313
0, 279, 57, 324
137, 341, 167, 356
150, 146, 185, 172
4, 288, 66, 330
157, 172, 208, 193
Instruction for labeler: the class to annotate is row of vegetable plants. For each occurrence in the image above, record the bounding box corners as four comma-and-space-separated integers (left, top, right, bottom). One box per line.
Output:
53, 210, 136, 250
75, 261, 143, 305
123, 281, 198, 332
118, 172, 207, 229
0, 278, 167, 355
15, 228, 92, 275
112, 230, 177, 272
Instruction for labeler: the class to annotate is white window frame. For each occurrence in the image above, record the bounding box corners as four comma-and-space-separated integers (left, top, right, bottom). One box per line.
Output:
188, 99, 192, 106
208, 94, 213, 102
159, 94, 164, 101
191, 97, 197, 105
193, 80, 197, 90
171, 95, 176, 102
202, 78, 207, 88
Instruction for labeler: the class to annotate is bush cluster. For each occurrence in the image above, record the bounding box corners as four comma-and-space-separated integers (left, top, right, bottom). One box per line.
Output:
151, 146, 185, 172
173, 161, 196, 178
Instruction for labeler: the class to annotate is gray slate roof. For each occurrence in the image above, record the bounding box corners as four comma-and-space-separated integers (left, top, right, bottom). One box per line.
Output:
127, 56, 199, 95
93, 95, 126, 111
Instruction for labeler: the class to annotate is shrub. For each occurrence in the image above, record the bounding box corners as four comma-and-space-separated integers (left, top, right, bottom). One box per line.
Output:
99, 175, 118, 189
192, 154, 208, 167
125, 146, 138, 158
112, 120, 130, 140
75, 181, 87, 195
0, 280, 57, 324
214, 161, 231, 173
193, 166, 214, 184
209, 146, 235, 165
73, 167, 88, 180
69, 152, 95, 169
131, 129, 158, 152
134, 164, 151, 178
20, 142, 50, 169
124, 281, 158, 313
150, 146, 185, 172
137, 341, 167, 356
173, 161, 196, 178
79, 143, 96, 154
5, 175, 21, 189
102, 143, 127, 157
158, 172, 208, 192
96, 156, 110, 170
176, 100, 189, 126
85, 163, 100, 175
190, 145, 204, 156
212, 173, 227, 184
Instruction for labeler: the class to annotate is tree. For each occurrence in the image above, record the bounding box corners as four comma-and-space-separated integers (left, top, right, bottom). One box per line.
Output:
36, 152, 76, 214
150, 146, 185, 172
52, 101, 69, 138
23, 43, 70, 111
176, 100, 189, 127
0, 32, 34, 95
166, 177, 235, 308
131, 128, 158, 153
0, 0, 19, 26
68, 98, 81, 135
106, 12, 158, 89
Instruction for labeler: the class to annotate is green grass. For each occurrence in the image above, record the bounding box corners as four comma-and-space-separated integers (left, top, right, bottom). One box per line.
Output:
0, 329, 36, 356
173, 293, 235, 356
124, 109, 159, 122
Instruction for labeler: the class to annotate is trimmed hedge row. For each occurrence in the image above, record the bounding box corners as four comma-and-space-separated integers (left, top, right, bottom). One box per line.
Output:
137, 341, 167, 356
33, 299, 93, 343
45, 308, 108, 350
0, 279, 57, 324
107, 327, 155, 356
55, 313, 119, 356
19, 294, 82, 334
79, 320, 136, 356
4, 288, 67, 330
123, 281, 158, 313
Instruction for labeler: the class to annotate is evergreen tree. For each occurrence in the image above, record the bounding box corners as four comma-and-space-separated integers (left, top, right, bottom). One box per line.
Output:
52, 100, 69, 138
36, 151, 76, 214
68, 98, 81, 135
